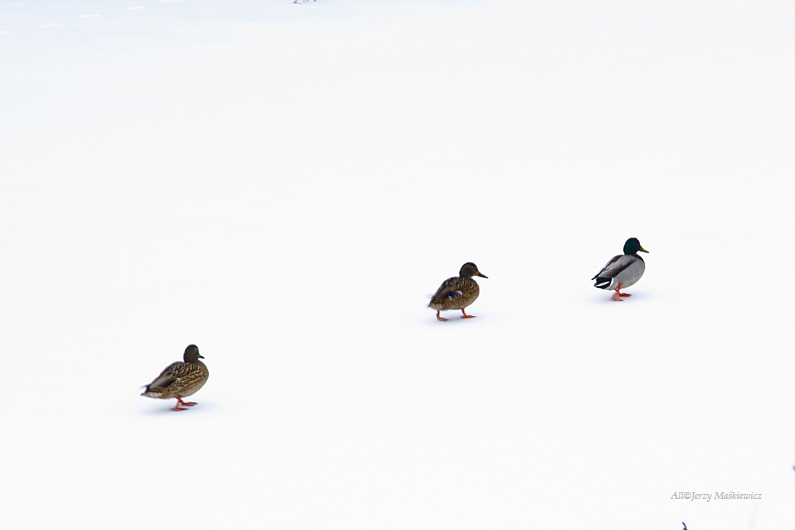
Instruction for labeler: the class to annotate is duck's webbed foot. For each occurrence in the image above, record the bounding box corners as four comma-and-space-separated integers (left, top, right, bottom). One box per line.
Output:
611, 282, 626, 301
172, 397, 195, 411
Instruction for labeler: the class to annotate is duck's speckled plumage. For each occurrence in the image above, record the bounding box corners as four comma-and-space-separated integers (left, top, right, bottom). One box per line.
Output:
429, 262, 488, 320
141, 344, 209, 411
592, 238, 648, 300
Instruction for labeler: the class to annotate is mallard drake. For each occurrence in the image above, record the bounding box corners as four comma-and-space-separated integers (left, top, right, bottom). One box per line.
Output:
141, 344, 209, 411
429, 262, 488, 321
592, 237, 649, 301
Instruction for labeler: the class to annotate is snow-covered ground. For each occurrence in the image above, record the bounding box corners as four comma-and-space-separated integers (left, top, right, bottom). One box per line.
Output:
1, 1, 794, 528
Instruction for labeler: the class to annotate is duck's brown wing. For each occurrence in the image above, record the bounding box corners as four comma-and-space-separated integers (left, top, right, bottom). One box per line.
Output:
430, 277, 463, 304
144, 362, 182, 391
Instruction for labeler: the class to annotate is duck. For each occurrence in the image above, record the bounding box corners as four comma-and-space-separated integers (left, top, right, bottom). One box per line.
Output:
592, 237, 649, 301
429, 262, 488, 321
141, 344, 209, 411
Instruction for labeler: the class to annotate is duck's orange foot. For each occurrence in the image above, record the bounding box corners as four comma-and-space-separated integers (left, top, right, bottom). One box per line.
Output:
172, 398, 195, 410
618, 292, 632, 297
611, 291, 624, 301
436, 311, 448, 321
461, 310, 477, 318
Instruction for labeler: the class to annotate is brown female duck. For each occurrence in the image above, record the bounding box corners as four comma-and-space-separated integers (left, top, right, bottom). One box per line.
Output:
141, 344, 209, 411
429, 262, 488, 321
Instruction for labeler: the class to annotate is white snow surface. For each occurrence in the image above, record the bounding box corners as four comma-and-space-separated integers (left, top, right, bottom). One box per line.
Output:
1, 1, 794, 529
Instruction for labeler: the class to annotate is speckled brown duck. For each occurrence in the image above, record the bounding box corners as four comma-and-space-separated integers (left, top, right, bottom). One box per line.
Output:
429, 262, 488, 321
141, 344, 209, 411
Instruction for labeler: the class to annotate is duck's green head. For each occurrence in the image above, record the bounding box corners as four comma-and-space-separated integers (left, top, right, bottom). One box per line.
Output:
623, 237, 649, 255
460, 262, 488, 279
184, 344, 204, 363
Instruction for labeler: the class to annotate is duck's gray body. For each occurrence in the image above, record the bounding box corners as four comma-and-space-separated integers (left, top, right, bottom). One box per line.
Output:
592, 254, 645, 291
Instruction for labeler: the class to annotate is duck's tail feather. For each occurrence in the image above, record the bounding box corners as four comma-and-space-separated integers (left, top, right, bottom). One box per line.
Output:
141, 384, 165, 398
593, 277, 611, 289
